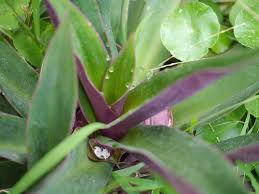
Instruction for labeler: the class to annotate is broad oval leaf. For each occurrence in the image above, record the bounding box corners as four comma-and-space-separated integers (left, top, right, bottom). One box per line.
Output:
11, 123, 105, 194
46, 0, 108, 90
28, 143, 112, 194
115, 125, 248, 194
0, 113, 26, 164
160, 2, 220, 61
0, 41, 38, 117
234, 6, 259, 49
133, 0, 180, 85
245, 96, 259, 118
173, 48, 259, 128
102, 35, 135, 105
27, 21, 77, 166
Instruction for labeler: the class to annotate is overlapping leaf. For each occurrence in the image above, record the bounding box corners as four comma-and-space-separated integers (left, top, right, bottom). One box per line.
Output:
27, 21, 77, 166
0, 41, 38, 117
173, 48, 259, 128
108, 125, 248, 194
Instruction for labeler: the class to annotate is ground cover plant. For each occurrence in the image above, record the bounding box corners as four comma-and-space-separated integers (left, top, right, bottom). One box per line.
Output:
0, 0, 259, 193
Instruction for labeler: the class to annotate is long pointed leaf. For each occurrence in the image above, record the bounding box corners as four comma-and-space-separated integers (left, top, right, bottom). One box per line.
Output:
103, 48, 259, 139
46, 0, 108, 90
0, 41, 38, 117
0, 113, 26, 164
217, 134, 259, 163
11, 123, 105, 194
109, 125, 248, 194
104, 69, 228, 139
28, 143, 112, 194
27, 21, 77, 166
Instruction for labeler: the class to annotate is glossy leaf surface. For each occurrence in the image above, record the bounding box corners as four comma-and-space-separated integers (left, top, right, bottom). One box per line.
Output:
102, 36, 135, 105
160, 2, 220, 61
27, 21, 77, 166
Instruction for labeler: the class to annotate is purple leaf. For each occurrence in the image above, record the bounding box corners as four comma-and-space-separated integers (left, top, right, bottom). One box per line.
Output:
226, 144, 259, 164
44, 0, 59, 27
76, 58, 118, 123
103, 69, 229, 139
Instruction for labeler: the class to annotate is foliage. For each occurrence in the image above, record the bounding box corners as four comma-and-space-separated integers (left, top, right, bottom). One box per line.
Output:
0, 0, 259, 194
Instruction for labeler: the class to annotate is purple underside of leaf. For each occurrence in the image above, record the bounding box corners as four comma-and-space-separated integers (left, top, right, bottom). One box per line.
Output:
143, 107, 172, 126
75, 57, 118, 123
102, 68, 230, 140
44, 0, 59, 27
111, 95, 127, 115
226, 144, 259, 164
72, 105, 88, 131
132, 153, 201, 194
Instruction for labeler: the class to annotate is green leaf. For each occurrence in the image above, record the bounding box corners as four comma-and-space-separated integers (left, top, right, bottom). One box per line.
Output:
173, 48, 259, 128
199, 0, 223, 23
0, 0, 29, 30
160, 2, 220, 61
72, 0, 105, 40
40, 20, 54, 47
0, 113, 26, 164
11, 123, 105, 194
123, 47, 259, 116
229, 0, 257, 25
32, 0, 42, 38
211, 26, 233, 54
133, 0, 180, 85
234, 6, 259, 49
0, 161, 26, 189
0, 41, 38, 117
102, 35, 135, 105
79, 83, 96, 123
13, 30, 43, 67
245, 96, 259, 118
0, 95, 18, 115
27, 21, 77, 166
48, 0, 108, 90
217, 133, 259, 153
28, 143, 112, 194
119, 125, 248, 194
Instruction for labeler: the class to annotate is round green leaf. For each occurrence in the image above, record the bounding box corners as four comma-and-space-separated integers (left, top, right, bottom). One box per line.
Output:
245, 97, 259, 118
234, 7, 259, 49
160, 2, 220, 61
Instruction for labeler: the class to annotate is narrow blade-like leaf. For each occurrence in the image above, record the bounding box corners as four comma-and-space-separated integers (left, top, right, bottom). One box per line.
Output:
217, 134, 259, 163
11, 123, 105, 194
109, 125, 248, 194
102, 35, 135, 105
28, 143, 112, 194
0, 113, 26, 164
104, 68, 228, 139
0, 41, 38, 117
46, 0, 108, 90
27, 21, 77, 166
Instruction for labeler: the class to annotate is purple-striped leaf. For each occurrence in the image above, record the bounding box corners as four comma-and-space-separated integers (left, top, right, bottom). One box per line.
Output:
103, 69, 228, 139
143, 107, 172, 127
217, 134, 259, 163
99, 125, 247, 194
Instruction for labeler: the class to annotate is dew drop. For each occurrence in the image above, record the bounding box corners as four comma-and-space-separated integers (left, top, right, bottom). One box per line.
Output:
106, 55, 110, 61
125, 83, 130, 88
130, 68, 134, 73
105, 74, 110, 79
109, 67, 114, 73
